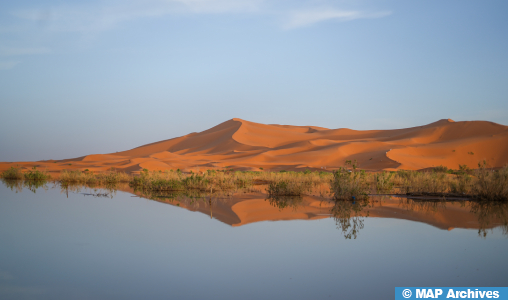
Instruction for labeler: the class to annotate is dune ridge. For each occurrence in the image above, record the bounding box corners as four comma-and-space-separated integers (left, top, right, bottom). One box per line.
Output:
1, 118, 507, 174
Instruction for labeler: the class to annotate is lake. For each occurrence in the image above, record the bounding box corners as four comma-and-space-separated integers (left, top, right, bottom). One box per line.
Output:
0, 181, 507, 300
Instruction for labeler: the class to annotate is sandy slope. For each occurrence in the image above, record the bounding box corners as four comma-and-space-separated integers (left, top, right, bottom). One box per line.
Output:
1, 118, 507, 174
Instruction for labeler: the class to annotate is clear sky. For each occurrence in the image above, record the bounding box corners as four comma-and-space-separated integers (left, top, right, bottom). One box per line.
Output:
0, 0, 507, 161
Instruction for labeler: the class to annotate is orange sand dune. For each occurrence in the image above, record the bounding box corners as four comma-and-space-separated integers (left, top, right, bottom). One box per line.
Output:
1, 118, 507, 174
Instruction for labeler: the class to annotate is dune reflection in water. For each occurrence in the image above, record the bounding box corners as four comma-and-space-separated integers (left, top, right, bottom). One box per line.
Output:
2, 179, 507, 239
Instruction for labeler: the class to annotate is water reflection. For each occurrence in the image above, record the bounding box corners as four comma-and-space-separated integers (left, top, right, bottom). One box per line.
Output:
331, 199, 371, 239
2, 179, 507, 239
397, 198, 448, 214
1, 179, 49, 194
266, 195, 303, 211
397, 198, 508, 238
58, 182, 122, 199
470, 201, 508, 237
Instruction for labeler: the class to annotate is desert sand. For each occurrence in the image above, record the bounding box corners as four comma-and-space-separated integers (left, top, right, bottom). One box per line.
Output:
1, 118, 507, 174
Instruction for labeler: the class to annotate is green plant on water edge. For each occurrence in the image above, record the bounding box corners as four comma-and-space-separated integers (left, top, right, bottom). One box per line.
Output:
473, 161, 508, 201
330, 160, 369, 200
24, 167, 51, 181
1, 166, 50, 181
1, 167, 24, 180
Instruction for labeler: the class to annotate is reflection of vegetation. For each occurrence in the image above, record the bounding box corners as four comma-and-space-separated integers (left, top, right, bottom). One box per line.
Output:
399, 197, 508, 238
331, 199, 370, 239
470, 201, 508, 238
59, 182, 121, 198
266, 181, 309, 196
133, 187, 211, 202
266, 195, 303, 211
1, 179, 49, 193
398, 198, 447, 214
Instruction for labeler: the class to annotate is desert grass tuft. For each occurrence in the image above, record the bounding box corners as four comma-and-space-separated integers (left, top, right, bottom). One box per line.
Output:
375, 171, 395, 193
1, 167, 24, 180
330, 160, 369, 200
24, 167, 51, 181
59, 170, 131, 184
472, 162, 508, 201
396, 170, 449, 194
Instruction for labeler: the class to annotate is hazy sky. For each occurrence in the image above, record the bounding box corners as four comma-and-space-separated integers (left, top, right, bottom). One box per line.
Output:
1, 0, 507, 161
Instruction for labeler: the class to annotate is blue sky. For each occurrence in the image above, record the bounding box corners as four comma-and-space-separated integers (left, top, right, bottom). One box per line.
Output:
0, 0, 507, 161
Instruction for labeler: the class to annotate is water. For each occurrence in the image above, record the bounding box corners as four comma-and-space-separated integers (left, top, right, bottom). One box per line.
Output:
0, 182, 507, 300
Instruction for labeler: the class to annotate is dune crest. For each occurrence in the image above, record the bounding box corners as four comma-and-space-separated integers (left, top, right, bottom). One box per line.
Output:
1, 118, 507, 173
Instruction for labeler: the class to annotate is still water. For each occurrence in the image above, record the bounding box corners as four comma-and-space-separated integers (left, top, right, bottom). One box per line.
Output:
0, 182, 507, 300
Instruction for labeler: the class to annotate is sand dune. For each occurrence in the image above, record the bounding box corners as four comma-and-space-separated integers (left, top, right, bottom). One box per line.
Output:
1, 118, 507, 174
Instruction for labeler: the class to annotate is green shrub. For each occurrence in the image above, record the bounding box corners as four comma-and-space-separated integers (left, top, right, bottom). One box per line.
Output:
449, 173, 473, 194
330, 160, 369, 200
182, 174, 209, 190
1, 167, 23, 180
24, 167, 51, 181
375, 171, 394, 193
434, 165, 448, 173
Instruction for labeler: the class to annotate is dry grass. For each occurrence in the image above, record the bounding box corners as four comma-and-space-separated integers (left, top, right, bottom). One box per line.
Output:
3, 161, 507, 201
396, 170, 449, 194
129, 169, 254, 192
59, 170, 131, 184
472, 162, 508, 201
